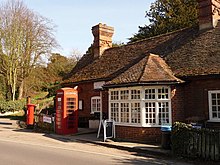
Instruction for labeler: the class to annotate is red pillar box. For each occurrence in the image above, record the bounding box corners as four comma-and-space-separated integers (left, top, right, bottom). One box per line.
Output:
26, 104, 35, 127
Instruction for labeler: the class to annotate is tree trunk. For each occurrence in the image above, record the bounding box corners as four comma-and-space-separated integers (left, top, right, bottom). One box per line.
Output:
18, 80, 24, 100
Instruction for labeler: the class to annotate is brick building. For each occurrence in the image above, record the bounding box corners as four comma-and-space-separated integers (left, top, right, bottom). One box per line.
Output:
64, 0, 220, 143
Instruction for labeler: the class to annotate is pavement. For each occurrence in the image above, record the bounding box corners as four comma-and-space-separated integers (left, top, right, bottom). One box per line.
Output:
0, 118, 172, 157
48, 127, 172, 157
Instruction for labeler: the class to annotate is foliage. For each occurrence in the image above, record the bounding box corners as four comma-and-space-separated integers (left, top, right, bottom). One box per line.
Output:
46, 83, 62, 98
47, 53, 76, 80
35, 114, 54, 133
129, 0, 198, 42
172, 122, 220, 160
0, 0, 58, 101
171, 122, 193, 156
0, 100, 26, 113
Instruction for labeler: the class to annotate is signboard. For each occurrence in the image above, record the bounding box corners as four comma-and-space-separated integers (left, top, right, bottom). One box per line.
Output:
97, 119, 115, 142
94, 81, 105, 89
105, 120, 113, 138
43, 115, 52, 123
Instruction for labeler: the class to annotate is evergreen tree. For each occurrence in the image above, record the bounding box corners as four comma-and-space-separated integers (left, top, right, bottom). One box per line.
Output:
129, 0, 198, 42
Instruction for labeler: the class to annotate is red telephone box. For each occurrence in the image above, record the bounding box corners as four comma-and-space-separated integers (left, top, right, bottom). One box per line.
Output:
55, 87, 78, 135
26, 104, 35, 126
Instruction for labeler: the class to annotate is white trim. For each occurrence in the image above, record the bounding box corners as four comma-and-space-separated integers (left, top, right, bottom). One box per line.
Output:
114, 123, 162, 128
208, 90, 220, 122
91, 96, 101, 114
109, 86, 172, 127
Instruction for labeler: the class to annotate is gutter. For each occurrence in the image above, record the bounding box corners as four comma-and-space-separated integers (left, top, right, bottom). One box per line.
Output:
103, 81, 184, 89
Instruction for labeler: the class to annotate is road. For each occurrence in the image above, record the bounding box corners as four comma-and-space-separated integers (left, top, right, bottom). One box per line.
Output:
0, 119, 192, 165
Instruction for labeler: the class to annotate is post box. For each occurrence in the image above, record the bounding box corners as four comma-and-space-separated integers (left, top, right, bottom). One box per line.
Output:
26, 104, 35, 127
55, 87, 78, 135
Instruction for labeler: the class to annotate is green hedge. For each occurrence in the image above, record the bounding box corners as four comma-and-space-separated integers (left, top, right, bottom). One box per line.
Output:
171, 122, 193, 156
172, 122, 220, 161
0, 100, 26, 113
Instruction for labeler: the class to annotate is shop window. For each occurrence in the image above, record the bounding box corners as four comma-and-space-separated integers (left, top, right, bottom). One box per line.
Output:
109, 86, 171, 127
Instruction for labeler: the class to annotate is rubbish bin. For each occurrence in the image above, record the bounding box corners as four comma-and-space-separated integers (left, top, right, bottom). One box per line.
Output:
161, 125, 172, 149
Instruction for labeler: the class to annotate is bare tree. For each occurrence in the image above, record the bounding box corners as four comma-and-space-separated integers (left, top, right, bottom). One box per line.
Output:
69, 48, 83, 62
0, 0, 58, 100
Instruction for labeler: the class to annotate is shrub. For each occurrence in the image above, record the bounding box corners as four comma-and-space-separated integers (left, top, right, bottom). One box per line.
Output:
171, 122, 193, 156
0, 100, 26, 113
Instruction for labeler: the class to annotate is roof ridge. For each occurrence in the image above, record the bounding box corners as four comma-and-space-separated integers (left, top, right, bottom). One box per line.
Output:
126, 27, 194, 46
137, 55, 150, 82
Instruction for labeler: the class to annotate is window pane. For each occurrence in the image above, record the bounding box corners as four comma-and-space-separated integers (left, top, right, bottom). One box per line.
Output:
110, 91, 119, 100
145, 89, 156, 99
209, 91, 220, 120
121, 103, 129, 123
110, 103, 119, 122
121, 90, 129, 100
158, 102, 169, 124
158, 87, 169, 99
212, 93, 216, 99
131, 90, 140, 100
91, 97, 101, 113
145, 102, 156, 124
213, 112, 217, 118
131, 102, 140, 123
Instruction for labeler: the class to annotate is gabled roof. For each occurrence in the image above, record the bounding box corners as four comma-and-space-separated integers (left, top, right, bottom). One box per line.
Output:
106, 54, 182, 87
66, 28, 195, 84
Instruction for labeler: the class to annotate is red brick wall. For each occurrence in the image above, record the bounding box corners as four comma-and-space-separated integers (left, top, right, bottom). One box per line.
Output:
69, 82, 109, 127
183, 77, 220, 122
101, 90, 109, 119
171, 85, 185, 122
115, 125, 161, 143
69, 82, 100, 127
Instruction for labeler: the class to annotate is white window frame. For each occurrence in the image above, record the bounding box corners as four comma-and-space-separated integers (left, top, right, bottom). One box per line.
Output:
144, 86, 171, 127
109, 86, 172, 127
208, 90, 220, 122
91, 96, 101, 114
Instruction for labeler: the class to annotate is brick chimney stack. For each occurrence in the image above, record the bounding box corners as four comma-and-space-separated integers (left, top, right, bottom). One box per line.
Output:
92, 23, 114, 58
198, 0, 220, 30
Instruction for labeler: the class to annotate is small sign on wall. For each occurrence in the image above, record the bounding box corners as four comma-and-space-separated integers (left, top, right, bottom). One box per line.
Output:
94, 81, 105, 89
79, 100, 83, 110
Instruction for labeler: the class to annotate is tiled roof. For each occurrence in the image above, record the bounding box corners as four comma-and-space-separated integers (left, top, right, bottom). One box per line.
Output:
65, 53, 94, 79
67, 21, 220, 85
66, 28, 194, 83
165, 21, 220, 77
106, 54, 182, 86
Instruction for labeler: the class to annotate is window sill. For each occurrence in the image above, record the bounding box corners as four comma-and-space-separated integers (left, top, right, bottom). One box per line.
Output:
114, 123, 164, 128
90, 112, 101, 114
207, 119, 220, 123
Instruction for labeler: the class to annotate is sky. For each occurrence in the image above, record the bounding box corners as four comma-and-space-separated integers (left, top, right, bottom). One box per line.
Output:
19, 0, 155, 56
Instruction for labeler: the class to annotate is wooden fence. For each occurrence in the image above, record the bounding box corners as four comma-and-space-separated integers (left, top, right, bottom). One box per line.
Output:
182, 128, 220, 161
